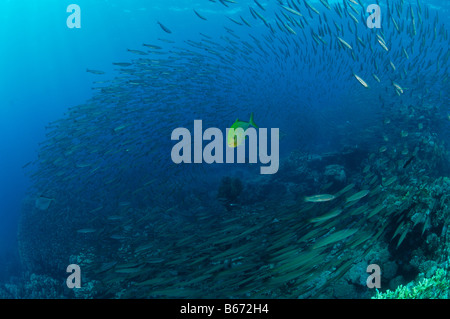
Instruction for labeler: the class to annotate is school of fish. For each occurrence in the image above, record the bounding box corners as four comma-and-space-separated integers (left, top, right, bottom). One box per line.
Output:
18, 0, 449, 298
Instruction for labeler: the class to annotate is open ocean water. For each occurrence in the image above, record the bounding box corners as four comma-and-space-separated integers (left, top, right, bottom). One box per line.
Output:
0, 0, 449, 300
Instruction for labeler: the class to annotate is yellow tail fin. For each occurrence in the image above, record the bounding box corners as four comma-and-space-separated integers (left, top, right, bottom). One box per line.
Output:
249, 112, 258, 128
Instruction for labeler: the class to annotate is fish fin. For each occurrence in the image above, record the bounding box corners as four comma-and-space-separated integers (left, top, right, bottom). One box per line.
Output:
249, 112, 258, 128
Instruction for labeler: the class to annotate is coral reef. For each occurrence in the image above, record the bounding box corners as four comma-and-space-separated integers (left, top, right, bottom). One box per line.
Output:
324, 164, 346, 185
0, 273, 65, 299
373, 268, 450, 299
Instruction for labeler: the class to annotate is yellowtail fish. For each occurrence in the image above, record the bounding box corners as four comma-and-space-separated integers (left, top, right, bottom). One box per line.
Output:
392, 82, 404, 94
240, 16, 251, 27
115, 267, 143, 274
280, 5, 303, 17
142, 44, 163, 50
376, 34, 386, 44
284, 23, 297, 35
309, 209, 342, 223
157, 21, 172, 34
107, 215, 124, 221
252, 8, 269, 26
319, 0, 331, 10
193, 9, 207, 21
353, 73, 369, 88
382, 176, 398, 187
403, 47, 409, 59
313, 228, 358, 249
390, 60, 396, 71
127, 49, 148, 55
90, 206, 104, 214
337, 37, 352, 50
76, 229, 96, 234
304, 194, 336, 202
377, 39, 389, 51
112, 62, 132, 67
304, 0, 320, 15
346, 190, 370, 202
86, 69, 105, 75
347, 11, 358, 24
254, 0, 265, 11
228, 16, 243, 25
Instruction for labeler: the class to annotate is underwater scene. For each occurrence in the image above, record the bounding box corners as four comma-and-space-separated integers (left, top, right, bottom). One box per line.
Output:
0, 0, 449, 300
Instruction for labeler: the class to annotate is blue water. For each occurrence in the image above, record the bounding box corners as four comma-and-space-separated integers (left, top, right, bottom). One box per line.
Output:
0, 1, 158, 248
0, 0, 448, 298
